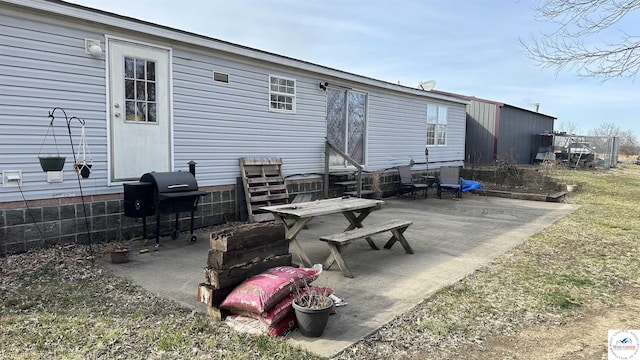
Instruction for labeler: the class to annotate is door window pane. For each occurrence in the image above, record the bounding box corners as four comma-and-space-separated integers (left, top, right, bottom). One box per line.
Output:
125, 80, 134, 100
148, 103, 157, 122
124, 57, 134, 78
326, 88, 346, 151
135, 59, 145, 80
137, 102, 147, 122
136, 81, 146, 100
146, 62, 155, 81
148, 82, 156, 101
123, 56, 158, 123
125, 101, 136, 121
347, 92, 365, 164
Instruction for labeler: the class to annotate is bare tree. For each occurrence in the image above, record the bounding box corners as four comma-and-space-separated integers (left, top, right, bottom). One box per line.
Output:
521, 0, 640, 80
589, 122, 623, 138
589, 122, 639, 154
556, 120, 580, 134
619, 129, 640, 154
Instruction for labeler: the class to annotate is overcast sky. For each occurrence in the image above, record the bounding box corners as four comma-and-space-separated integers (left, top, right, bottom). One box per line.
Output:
68, 0, 640, 137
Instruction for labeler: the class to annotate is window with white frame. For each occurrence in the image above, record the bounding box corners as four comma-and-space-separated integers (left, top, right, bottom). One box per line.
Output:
426, 104, 447, 146
269, 75, 296, 113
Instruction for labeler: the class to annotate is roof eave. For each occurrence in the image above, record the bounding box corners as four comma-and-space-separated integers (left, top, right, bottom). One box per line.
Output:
5, 0, 469, 105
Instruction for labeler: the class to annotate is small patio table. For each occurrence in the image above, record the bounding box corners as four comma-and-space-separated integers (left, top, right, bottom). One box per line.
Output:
260, 197, 384, 267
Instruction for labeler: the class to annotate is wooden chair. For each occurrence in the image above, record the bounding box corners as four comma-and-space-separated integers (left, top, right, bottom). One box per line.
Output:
396, 165, 428, 199
437, 166, 462, 199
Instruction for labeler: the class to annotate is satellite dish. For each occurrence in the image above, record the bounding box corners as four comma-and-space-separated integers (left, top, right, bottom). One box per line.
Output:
418, 80, 436, 91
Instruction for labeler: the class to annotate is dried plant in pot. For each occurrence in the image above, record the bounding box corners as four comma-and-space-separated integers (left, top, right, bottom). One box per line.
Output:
108, 242, 130, 264
371, 171, 382, 199
292, 284, 333, 337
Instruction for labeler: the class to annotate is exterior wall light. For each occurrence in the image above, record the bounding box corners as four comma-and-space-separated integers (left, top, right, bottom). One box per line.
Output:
85, 39, 103, 57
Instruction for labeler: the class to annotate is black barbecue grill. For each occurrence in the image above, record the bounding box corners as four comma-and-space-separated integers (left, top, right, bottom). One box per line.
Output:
124, 171, 206, 246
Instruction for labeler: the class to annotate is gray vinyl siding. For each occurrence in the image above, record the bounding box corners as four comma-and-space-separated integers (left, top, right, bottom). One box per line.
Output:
497, 105, 555, 164
367, 91, 466, 172
438, 103, 466, 167
0, 2, 468, 203
171, 47, 327, 185
171, 49, 467, 185
0, 12, 108, 203
466, 100, 498, 164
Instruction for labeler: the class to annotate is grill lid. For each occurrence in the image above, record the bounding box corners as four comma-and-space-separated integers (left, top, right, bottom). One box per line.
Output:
140, 171, 199, 193
158, 191, 207, 201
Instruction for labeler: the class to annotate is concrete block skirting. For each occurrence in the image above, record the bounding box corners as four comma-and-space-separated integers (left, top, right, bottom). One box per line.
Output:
0, 184, 236, 256
1, 175, 430, 255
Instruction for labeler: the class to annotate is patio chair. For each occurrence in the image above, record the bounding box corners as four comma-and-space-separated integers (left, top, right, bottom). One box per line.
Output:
396, 165, 428, 199
437, 166, 462, 199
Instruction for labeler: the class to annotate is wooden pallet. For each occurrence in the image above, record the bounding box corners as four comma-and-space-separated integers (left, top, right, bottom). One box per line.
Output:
239, 157, 289, 223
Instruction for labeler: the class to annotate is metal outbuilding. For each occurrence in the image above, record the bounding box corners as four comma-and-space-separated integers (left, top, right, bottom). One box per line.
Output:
465, 97, 556, 164
433, 91, 557, 165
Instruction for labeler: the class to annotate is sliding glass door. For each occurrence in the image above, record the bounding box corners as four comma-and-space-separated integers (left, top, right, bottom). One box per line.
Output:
326, 88, 367, 167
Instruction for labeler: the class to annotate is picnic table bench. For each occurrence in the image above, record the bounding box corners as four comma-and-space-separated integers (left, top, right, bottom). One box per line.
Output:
319, 219, 414, 278
260, 197, 384, 267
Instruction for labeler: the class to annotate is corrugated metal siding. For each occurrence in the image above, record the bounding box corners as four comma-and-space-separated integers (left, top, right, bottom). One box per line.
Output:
0, 13, 108, 202
497, 105, 554, 164
465, 100, 497, 164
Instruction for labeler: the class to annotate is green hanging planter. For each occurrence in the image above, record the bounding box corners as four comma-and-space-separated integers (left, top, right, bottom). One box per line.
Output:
38, 156, 66, 172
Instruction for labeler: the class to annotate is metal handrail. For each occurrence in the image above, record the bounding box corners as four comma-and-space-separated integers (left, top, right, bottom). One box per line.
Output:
324, 140, 363, 198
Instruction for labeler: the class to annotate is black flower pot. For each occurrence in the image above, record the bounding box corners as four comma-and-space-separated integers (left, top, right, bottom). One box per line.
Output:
292, 296, 333, 337
74, 163, 92, 178
38, 156, 66, 172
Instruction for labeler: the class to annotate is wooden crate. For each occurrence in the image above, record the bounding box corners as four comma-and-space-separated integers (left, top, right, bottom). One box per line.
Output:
200, 222, 293, 320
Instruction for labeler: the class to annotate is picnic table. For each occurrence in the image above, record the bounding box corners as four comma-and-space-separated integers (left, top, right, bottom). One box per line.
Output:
260, 197, 384, 267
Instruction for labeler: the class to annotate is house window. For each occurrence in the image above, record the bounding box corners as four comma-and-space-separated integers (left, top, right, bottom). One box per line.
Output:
426, 105, 447, 146
269, 75, 296, 113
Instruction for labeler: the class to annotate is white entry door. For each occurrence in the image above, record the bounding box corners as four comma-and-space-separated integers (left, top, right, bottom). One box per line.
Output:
108, 39, 171, 181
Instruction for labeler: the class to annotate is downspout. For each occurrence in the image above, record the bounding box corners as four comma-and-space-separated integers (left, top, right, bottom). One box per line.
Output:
493, 105, 501, 162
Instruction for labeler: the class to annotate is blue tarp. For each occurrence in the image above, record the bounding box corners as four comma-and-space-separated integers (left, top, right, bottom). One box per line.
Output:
461, 179, 482, 192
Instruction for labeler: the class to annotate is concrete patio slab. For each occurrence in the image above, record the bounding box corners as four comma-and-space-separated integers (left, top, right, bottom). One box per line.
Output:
101, 195, 579, 358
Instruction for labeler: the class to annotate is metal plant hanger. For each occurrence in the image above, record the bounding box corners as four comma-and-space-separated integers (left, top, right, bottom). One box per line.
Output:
44, 107, 95, 263
73, 121, 93, 178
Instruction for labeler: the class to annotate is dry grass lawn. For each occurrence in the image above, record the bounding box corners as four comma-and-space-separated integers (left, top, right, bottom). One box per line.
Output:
2, 166, 639, 359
